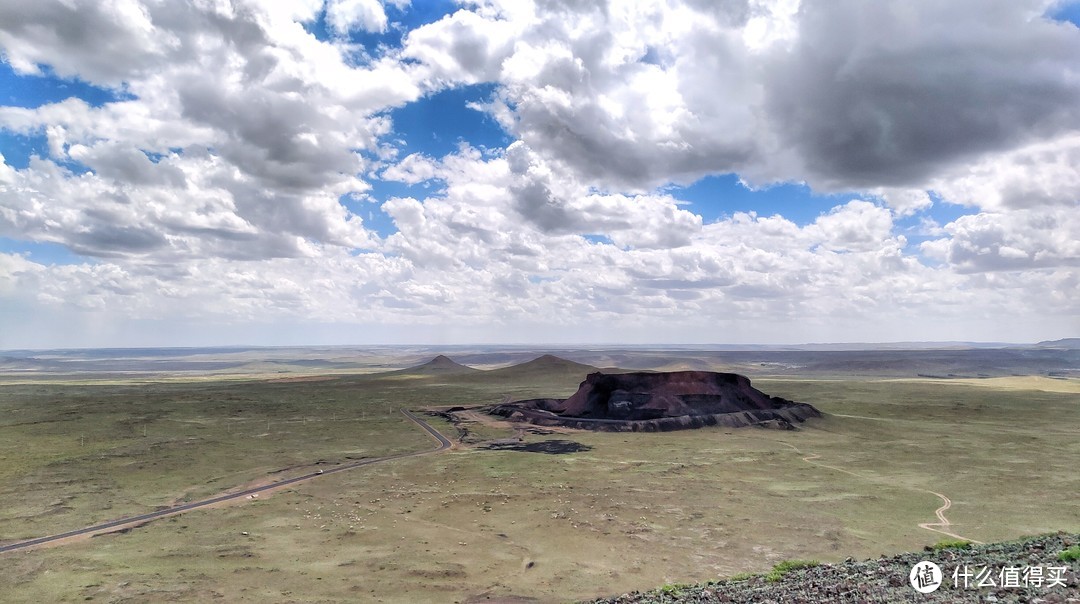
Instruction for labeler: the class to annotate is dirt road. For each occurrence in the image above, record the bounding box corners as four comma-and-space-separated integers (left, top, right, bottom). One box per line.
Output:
0, 409, 451, 554
779, 440, 983, 544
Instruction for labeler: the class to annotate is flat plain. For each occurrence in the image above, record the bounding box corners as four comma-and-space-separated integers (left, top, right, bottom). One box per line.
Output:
0, 347, 1077, 602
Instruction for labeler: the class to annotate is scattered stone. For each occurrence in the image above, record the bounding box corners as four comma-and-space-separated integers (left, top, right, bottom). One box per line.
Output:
583, 532, 1080, 603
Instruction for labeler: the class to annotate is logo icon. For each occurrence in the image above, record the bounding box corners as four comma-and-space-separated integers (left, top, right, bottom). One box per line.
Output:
910, 561, 943, 593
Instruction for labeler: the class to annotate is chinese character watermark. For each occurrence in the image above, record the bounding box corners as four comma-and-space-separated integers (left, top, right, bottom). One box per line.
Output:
910, 561, 943, 593
930, 563, 1072, 592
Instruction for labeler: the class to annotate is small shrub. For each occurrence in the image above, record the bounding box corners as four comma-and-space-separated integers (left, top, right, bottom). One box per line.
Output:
930, 539, 972, 551
766, 559, 819, 582
658, 582, 689, 595
1058, 545, 1080, 562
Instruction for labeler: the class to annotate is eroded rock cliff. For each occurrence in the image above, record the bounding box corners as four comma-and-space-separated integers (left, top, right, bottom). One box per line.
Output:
489, 371, 821, 432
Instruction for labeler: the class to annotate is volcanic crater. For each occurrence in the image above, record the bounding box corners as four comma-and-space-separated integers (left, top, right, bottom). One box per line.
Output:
489, 370, 821, 432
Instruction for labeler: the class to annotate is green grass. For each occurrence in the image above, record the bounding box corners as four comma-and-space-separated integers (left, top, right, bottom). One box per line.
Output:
0, 378, 424, 538
765, 559, 820, 582
659, 582, 691, 595
1, 369, 1078, 603
930, 538, 972, 551
1058, 545, 1080, 562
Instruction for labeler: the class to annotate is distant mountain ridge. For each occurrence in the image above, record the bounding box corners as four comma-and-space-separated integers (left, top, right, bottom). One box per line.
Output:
3, 345, 1074, 379
1034, 338, 1080, 349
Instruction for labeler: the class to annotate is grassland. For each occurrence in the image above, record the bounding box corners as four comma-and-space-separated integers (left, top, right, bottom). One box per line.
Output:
0, 357, 1077, 603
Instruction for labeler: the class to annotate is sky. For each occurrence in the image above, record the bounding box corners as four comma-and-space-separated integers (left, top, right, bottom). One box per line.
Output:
0, 0, 1078, 349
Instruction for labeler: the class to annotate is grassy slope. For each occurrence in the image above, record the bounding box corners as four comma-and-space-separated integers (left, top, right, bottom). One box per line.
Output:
0, 365, 1077, 603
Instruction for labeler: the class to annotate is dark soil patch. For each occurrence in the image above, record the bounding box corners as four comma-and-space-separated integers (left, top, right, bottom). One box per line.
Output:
481, 439, 592, 454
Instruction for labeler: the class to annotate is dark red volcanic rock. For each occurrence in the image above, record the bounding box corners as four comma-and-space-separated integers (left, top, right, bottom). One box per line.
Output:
489, 371, 821, 432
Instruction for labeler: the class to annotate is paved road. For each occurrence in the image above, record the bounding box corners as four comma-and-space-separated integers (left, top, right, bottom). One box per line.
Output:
0, 408, 451, 554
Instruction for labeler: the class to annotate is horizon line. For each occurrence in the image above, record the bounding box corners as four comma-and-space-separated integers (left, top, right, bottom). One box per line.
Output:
2, 339, 1076, 354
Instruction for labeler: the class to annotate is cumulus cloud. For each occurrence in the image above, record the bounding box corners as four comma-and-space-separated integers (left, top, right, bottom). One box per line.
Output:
921, 208, 1080, 272
381, 143, 704, 254
0, 150, 374, 260
326, 0, 408, 34
807, 201, 897, 253
397, 0, 1080, 196
0, 0, 163, 84
478, 1, 761, 190
366, 146, 1006, 335
380, 152, 441, 184
0, 0, 425, 261
929, 133, 1080, 211
761, 0, 1080, 190
401, 6, 520, 85
0, 0, 1076, 346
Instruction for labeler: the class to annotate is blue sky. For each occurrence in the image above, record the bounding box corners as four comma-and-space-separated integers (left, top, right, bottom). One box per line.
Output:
0, 0, 1076, 348
303, 0, 457, 51
0, 62, 126, 109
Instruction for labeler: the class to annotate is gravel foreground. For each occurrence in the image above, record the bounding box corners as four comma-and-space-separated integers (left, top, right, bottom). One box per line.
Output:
586, 533, 1079, 604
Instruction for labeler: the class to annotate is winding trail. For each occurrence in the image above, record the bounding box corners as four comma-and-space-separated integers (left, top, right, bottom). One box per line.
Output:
0, 409, 451, 554
918, 491, 983, 543
778, 441, 982, 544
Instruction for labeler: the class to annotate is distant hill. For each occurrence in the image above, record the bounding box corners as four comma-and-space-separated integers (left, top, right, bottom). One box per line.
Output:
484, 354, 597, 379
395, 355, 480, 375
1034, 338, 1080, 349
787, 341, 1020, 351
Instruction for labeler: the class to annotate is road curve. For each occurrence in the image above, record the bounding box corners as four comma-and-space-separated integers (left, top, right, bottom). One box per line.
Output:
918, 491, 984, 544
0, 409, 451, 554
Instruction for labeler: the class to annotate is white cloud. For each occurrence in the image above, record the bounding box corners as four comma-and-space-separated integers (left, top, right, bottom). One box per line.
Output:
0, 0, 1076, 346
0, 251, 43, 295
0, 0, 163, 84
743, 0, 800, 51
398, 0, 1080, 196
326, 0, 396, 34
870, 188, 934, 215
0, 150, 376, 260
759, 0, 1080, 191
380, 152, 441, 184
921, 208, 1080, 272
0, 0, 436, 263
929, 133, 1080, 211
401, 6, 520, 85
806, 200, 897, 253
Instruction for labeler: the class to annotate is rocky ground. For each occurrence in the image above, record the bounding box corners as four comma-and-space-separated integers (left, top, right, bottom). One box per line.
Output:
587, 533, 1079, 603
